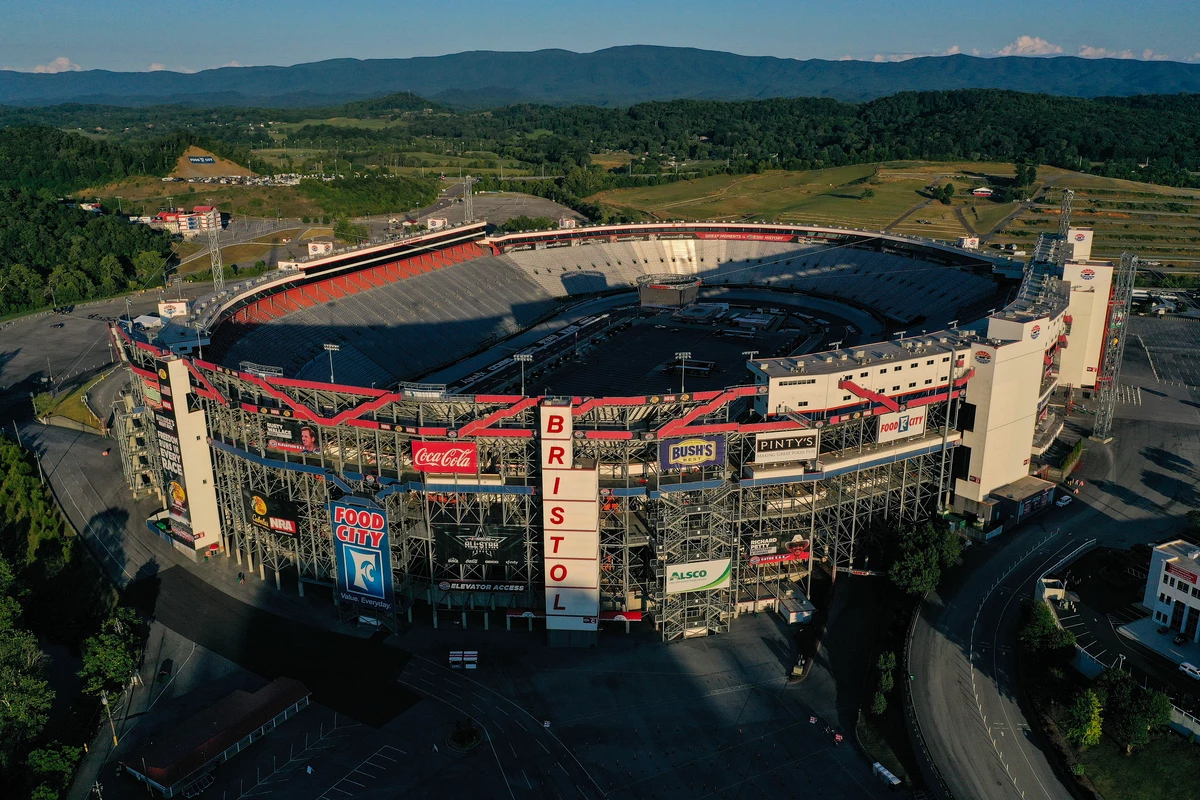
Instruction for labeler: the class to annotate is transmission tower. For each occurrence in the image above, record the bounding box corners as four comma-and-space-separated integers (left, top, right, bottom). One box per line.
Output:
1092, 251, 1137, 442
208, 226, 225, 291
1057, 188, 1074, 241
462, 176, 473, 223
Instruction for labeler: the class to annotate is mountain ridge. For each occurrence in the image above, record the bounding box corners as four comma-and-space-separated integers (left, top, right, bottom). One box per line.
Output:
4, 46, 1200, 108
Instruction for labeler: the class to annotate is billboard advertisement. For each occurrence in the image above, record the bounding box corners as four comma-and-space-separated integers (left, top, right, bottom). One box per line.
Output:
154, 409, 194, 545
158, 301, 189, 320
745, 535, 811, 567
264, 418, 320, 455
188, 156, 215, 164
330, 501, 394, 614
665, 558, 732, 594
412, 440, 478, 474
1168, 563, 1199, 585
241, 487, 299, 536
435, 526, 523, 567
876, 409, 928, 444
754, 430, 819, 464
659, 435, 726, 470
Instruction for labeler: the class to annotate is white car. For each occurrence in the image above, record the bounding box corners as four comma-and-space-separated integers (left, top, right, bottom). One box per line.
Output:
1056, 496, 1073, 508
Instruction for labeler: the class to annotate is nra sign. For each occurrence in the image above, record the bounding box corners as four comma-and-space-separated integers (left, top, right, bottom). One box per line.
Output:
754, 430, 819, 464
876, 410, 927, 444
411, 440, 477, 474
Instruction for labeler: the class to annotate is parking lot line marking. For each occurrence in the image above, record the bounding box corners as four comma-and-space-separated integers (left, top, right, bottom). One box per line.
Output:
343, 778, 364, 787
445, 689, 462, 699
419, 678, 435, 687
538, 740, 550, 753
522, 769, 532, 789
509, 740, 518, 757
375, 752, 400, 761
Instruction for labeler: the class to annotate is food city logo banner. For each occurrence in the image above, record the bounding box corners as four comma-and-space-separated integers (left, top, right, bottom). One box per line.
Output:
330, 501, 394, 614
659, 435, 726, 470
665, 558, 733, 594
754, 430, 818, 464
876, 410, 927, 444
412, 440, 478, 474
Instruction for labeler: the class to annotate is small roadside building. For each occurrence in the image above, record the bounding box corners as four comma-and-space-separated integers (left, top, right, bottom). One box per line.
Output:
121, 677, 311, 797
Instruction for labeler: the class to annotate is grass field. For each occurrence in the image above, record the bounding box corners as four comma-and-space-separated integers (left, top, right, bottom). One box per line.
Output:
590, 161, 1200, 268
84, 179, 327, 220
49, 374, 105, 429
1075, 735, 1200, 800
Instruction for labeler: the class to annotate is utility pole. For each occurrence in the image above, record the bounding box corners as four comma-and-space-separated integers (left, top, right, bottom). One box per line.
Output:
101, 691, 118, 747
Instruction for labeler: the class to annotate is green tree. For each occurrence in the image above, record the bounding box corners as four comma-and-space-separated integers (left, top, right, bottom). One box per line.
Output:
0, 621, 53, 767
332, 217, 369, 243
889, 523, 960, 595
78, 606, 141, 697
871, 691, 888, 716
939, 183, 956, 204
1064, 689, 1103, 747
860, 188, 876, 200
26, 743, 81, 795
1018, 600, 1076, 653
1094, 668, 1172, 754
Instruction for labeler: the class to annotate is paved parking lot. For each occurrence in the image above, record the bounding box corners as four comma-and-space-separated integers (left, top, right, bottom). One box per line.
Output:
1129, 315, 1200, 389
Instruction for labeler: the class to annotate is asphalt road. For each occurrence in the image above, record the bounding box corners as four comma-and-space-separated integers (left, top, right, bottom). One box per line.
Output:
911, 325, 1200, 800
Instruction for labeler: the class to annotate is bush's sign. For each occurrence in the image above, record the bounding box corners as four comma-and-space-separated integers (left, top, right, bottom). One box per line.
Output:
330, 501, 394, 613
876, 410, 927, 444
659, 435, 726, 470
754, 430, 818, 464
665, 558, 732, 594
412, 440, 477, 474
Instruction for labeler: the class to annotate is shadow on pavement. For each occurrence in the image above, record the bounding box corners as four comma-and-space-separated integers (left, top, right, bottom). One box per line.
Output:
143, 566, 418, 727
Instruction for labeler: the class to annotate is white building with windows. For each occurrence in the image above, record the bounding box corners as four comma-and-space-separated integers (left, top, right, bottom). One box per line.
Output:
1144, 540, 1200, 640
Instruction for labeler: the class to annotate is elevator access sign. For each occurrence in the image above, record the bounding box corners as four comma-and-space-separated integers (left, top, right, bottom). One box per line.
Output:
330, 500, 394, 614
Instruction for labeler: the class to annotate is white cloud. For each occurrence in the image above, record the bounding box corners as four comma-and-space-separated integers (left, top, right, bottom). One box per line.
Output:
1078, 45, 1135, 59
1142, 49, 1169, 61
149, 63, 168, 71
220, 60, 244, 68
6, 56, 84, 73
867, 45, 962, 63
995, 36, 1063, 57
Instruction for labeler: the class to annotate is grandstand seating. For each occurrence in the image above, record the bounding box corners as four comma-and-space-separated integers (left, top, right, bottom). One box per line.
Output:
504, 240, 998, 325
214, 237, 1001, 386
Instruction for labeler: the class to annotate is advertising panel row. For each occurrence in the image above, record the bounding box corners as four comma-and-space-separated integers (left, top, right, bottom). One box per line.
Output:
435, 526, 523, 567
659, 435, 726, 470
330, 500, 394, 614
754, 430, 819, 464
665, 558, 733, 594
155, 407, 194, 546
412, 440, 478, 474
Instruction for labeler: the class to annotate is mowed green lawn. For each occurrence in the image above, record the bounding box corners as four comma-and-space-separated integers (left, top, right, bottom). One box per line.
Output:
589, 165, 930, 226
1076, 736, 1200, 800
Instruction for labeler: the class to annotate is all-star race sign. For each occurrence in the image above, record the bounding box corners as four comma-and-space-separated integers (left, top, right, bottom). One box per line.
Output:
330, 500, 394, 614
540, 403, 600, 632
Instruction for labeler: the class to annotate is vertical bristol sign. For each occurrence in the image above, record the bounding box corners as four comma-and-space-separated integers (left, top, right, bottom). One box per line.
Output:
540, 403, 600, 632
330, 500, 395, 615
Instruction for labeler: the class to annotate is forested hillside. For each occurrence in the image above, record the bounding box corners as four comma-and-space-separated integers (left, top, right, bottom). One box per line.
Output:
0, 190, 172, 313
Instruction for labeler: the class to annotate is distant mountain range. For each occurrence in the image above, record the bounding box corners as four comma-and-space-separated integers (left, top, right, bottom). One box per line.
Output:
4, 46, 1200, 108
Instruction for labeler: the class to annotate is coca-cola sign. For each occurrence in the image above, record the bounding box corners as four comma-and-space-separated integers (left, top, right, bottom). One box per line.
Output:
412, 440, 478, 474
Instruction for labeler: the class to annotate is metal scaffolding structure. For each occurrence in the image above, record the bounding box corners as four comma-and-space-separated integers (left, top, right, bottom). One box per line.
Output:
1093, 252, 1138, 441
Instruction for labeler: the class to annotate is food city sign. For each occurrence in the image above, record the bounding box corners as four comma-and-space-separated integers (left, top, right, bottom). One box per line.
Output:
876, 410, 927, 444
329, 500, 394, 613
412, 440, 478, 474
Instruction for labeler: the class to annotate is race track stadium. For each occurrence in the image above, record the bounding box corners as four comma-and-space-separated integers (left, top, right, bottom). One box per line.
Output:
111, 214, 1134, 643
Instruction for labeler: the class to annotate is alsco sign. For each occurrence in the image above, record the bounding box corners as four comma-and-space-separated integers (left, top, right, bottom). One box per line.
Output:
664, 558, 733, 594
659, 435, 726, 470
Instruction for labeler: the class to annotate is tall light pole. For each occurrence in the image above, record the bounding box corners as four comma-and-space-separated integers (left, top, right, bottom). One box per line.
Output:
675, 351, 691, 395
742, 350, 758, 363
101, 690, 118, 747
323, 343, 339, 384
514, 353, 532, 396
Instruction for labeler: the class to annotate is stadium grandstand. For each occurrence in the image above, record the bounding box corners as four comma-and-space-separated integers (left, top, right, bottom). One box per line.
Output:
110, 211, 1134, 644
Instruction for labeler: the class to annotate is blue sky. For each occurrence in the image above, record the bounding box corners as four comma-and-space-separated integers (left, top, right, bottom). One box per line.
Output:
3, 0, 1198, 73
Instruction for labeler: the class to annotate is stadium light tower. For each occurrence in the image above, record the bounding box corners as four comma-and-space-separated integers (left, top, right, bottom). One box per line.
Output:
514, 353, 533, 396
675, 351, 691, 394
742, 350, 758, 362
323, 343, 340, 384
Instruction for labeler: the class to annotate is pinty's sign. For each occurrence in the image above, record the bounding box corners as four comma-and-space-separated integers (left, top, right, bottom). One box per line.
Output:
412, 441, 478, 474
